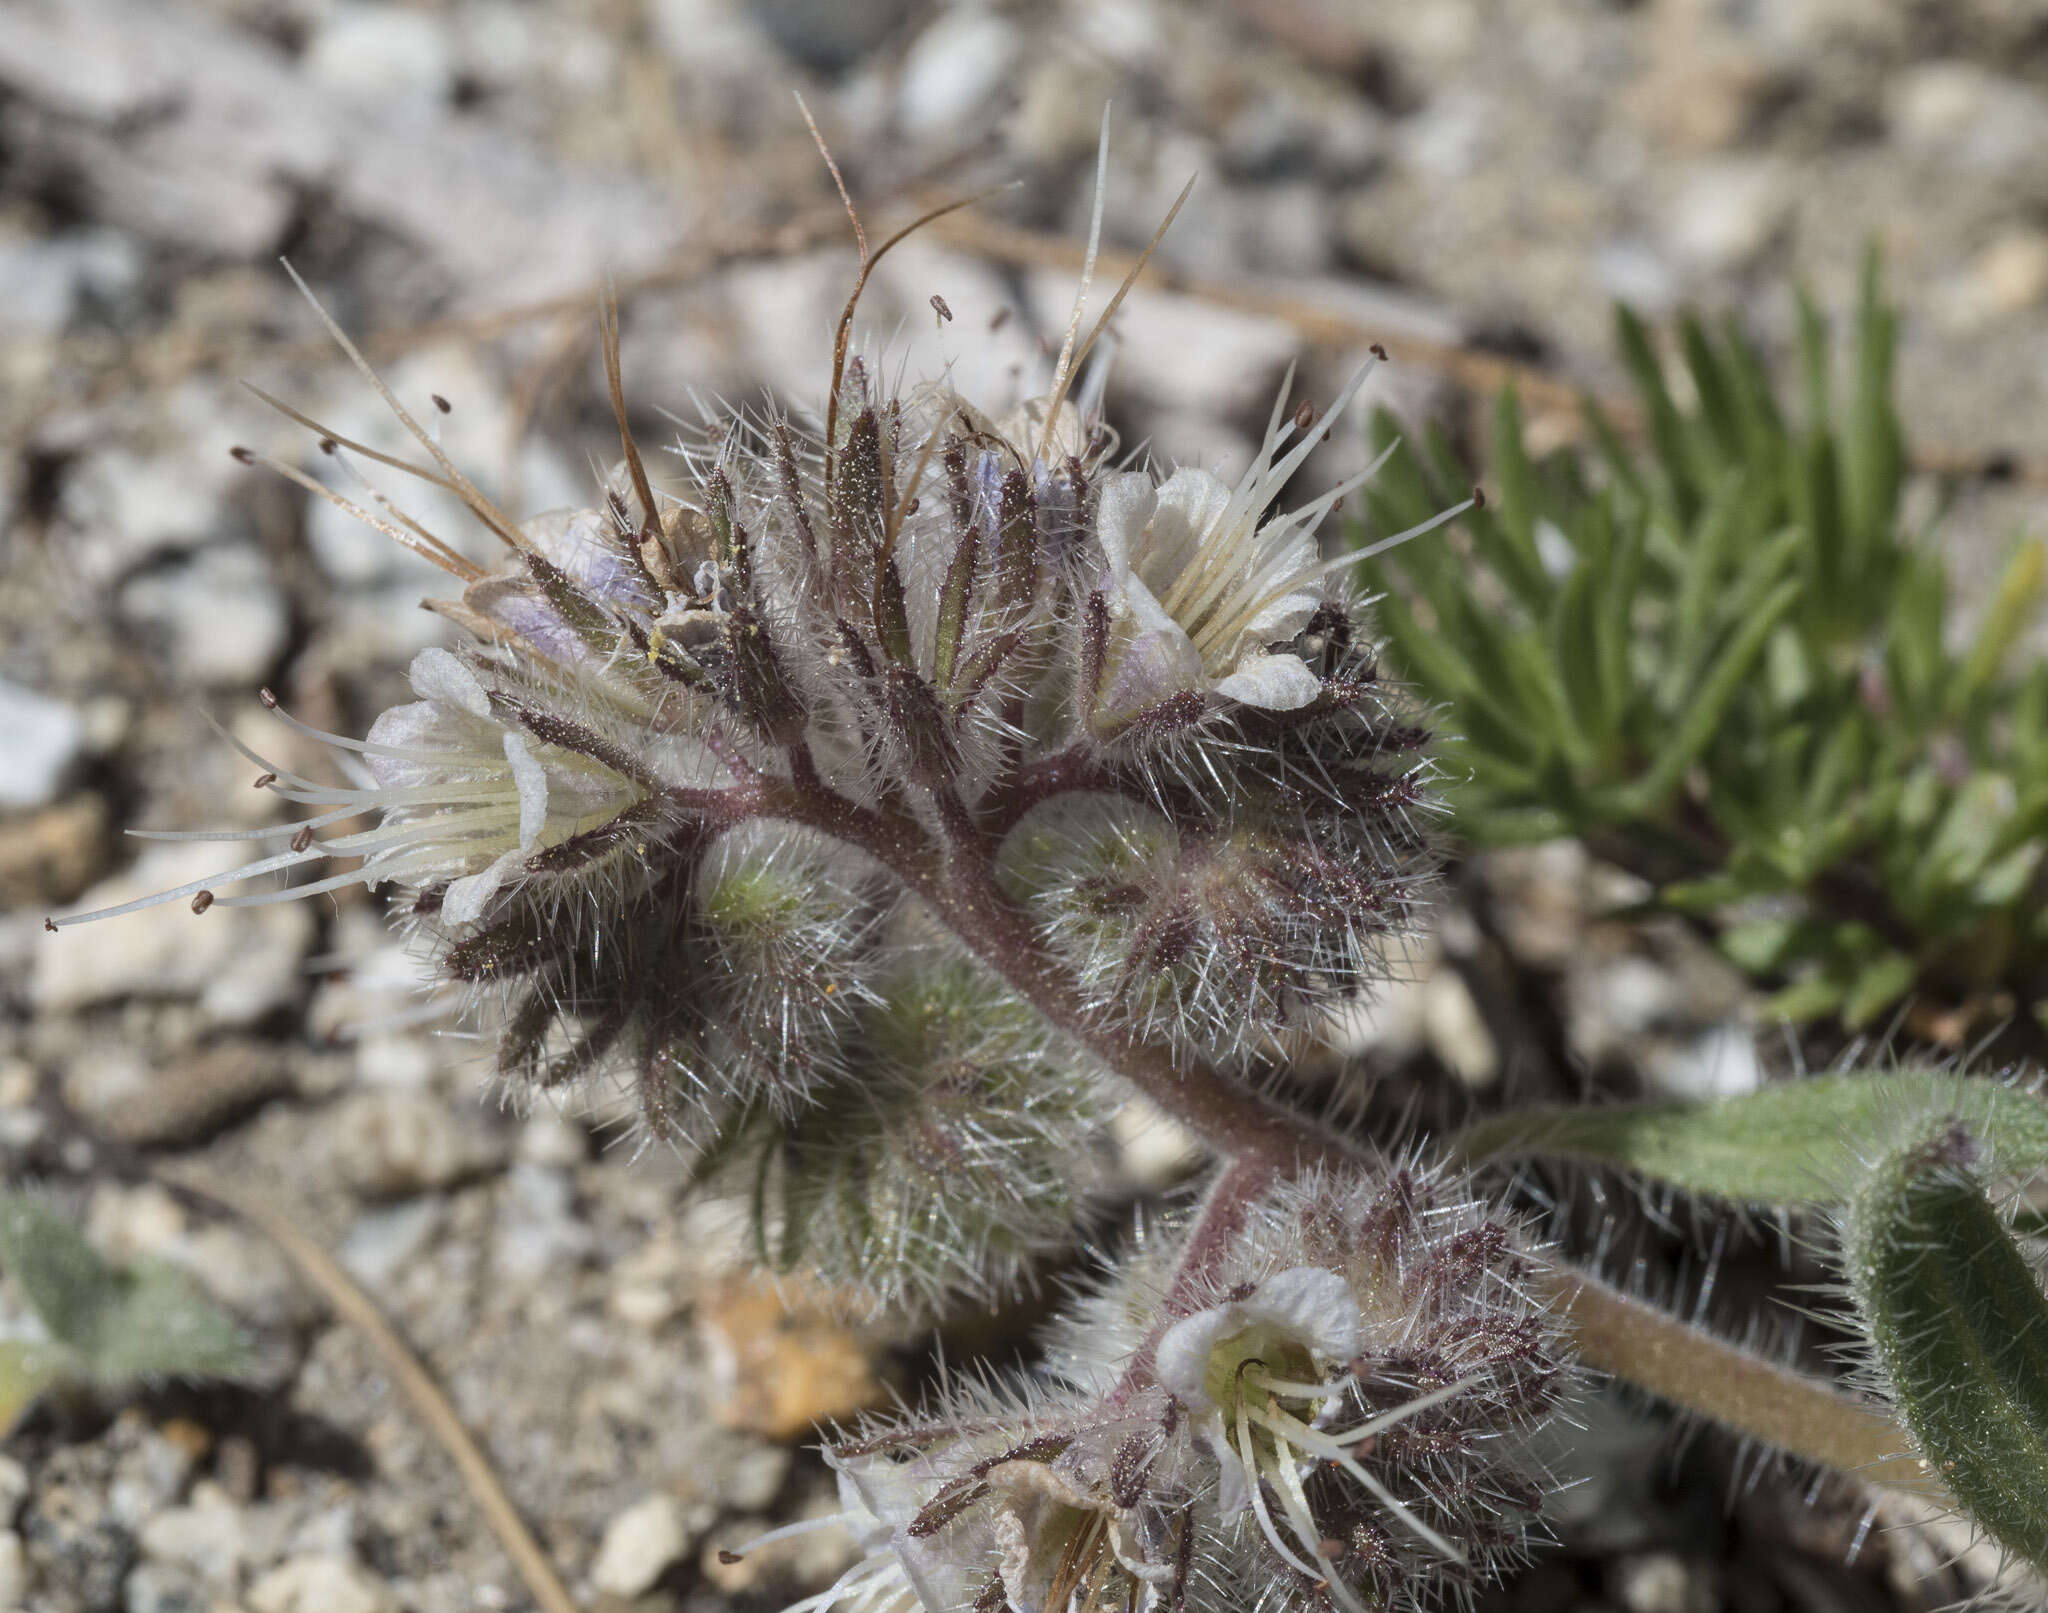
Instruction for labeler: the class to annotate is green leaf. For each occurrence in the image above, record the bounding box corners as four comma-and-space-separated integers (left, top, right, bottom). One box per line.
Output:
1455, 1072, 2048, 1206
1845, 1127, 2048, 1570
1720, 916, 1804, 974
1616, 305, 1699, 520
0, 1341, 79, 1431
1956, 540, 2047, 714
0, 1194, 249, 1393
1623, 578, 1802, 813
1842, 951, 1917, 1031
1840, 245, 1902, 567
0, 1196, 116, 1351
1759, 974, 1846, 1024
85, 1261, 251, 1388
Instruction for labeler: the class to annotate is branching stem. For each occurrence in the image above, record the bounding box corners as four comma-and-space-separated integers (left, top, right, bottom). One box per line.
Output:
688, 765, 1928, 1498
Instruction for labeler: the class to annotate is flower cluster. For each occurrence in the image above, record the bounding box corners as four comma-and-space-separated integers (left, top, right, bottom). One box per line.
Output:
53, 220, 1455, 1298
800, 1162, 1572, 1613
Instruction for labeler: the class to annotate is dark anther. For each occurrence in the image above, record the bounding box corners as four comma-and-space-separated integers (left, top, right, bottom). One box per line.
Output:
259, 688, 279, 709
904, 497, 920, 516
432, 393, 453, 414
1370, 342, 1389, 360
931, 293, 953, 325
319, 438, 338, 455
191, 890, 215, 914
230, 446, 255, 464
717, 1551, 743, 1565
253, 772, 277, 789
990, 306, 1012, 331
290, 826, 315, 853
1471, 485, 1486, 508
1294, 400, 1316, 430
43, 918, 57, 933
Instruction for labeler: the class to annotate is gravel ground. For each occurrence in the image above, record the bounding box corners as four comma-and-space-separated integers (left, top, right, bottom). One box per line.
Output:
2, 2, 2045, 1610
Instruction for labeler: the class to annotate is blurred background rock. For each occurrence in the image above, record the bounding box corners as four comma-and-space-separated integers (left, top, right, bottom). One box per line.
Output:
0, 1, 2043, 1609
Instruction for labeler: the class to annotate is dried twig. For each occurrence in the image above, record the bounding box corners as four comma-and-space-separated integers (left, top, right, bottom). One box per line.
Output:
161, 1164, 582, 1613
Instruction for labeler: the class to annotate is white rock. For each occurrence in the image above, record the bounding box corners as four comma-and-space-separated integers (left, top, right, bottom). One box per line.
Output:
304, 3, 454, 109
1592, 240, 1680, 315
1108, 1094, 1204, 1190
37, 842, 315, 1021
1052, 277, 1297, 420
58, 382, 252, 580
332, 1090, 503, 1198
1940, 229, 2048, 332
119, 545, 290, 688
0, 1531, 23, 1608
0, 227, 139, 338
0, 679, 85, 809
1889, 61, 2048, 178
645, 0, 783, 77
516, 1111, 587, 1168
1663, 159, 1787, 273
590, 1494, 693, 1598
1422, 968, 1497, 1086
139, 1499, 248, 1584
898, 9, 1020, 141
340, 1199, 444, 1288
1397, 88, 1495, 180
492, 1161, 590, 1282
1651, 1023, 1763, 1102
246, 1554, 395, 1613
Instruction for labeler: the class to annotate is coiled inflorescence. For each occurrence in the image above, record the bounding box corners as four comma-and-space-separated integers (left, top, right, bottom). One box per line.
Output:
795, 1161, 1572, 1613
53, 172, 1462, 1313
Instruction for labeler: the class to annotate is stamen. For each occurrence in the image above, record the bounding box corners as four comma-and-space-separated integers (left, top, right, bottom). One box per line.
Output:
1236, 1383, 1327, 1583
1316, 496, 1476, 576
1242, 1369, 1357, 1403
1245, 1404, 1465, 1564
1264, 1441, 1374, 1613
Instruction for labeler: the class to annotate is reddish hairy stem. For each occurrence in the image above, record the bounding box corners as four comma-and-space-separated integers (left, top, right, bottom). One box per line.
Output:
1108, 1155, 1274, 1407
688, 769, 1924, 1496
709, 770, 1336, 1172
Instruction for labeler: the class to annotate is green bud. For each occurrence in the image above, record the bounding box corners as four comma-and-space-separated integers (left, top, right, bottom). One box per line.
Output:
1843, 1124, 2048, 1569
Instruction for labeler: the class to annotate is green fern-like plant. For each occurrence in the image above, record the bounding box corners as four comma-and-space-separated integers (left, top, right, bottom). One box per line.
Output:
0, 1192, 252, 1427
1348, 251, 2048, 1037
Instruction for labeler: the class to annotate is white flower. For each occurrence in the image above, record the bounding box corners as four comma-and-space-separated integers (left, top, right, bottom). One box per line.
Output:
1153, 1264, 1477, 1613
1154, 1266, 1363, 1515
50, 647, 643, 933
1087, 365, 1386, 734
776, 1423, 1175, 1613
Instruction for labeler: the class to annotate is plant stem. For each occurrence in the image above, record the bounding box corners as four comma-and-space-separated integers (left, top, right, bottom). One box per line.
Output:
1108, 1155, 1275, 1407
729, 769, 1935, 1500
733, 772, 1340, 1174
1549, 1263, 1929, 1491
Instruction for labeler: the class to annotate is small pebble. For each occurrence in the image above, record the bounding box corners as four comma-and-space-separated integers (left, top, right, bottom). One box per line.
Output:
590, 1494, 694, 1599
245, 1554, 395, 1613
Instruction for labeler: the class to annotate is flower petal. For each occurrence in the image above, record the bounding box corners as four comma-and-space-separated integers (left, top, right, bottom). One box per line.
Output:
440, 847, 521, 926
1209, 653, 1324, 710
501, 730, 548, 851
1094, 473, 1157, 579
408, 647, 491, 718
1242, 1266, 1363, 1360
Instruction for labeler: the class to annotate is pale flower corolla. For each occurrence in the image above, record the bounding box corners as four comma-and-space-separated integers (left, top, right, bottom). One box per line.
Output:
1089, 363, 1391, 732
1153, 1265, 1362, 1516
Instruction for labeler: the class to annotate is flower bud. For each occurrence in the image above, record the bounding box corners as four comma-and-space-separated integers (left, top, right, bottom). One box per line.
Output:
725, 960, 1110, 1317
